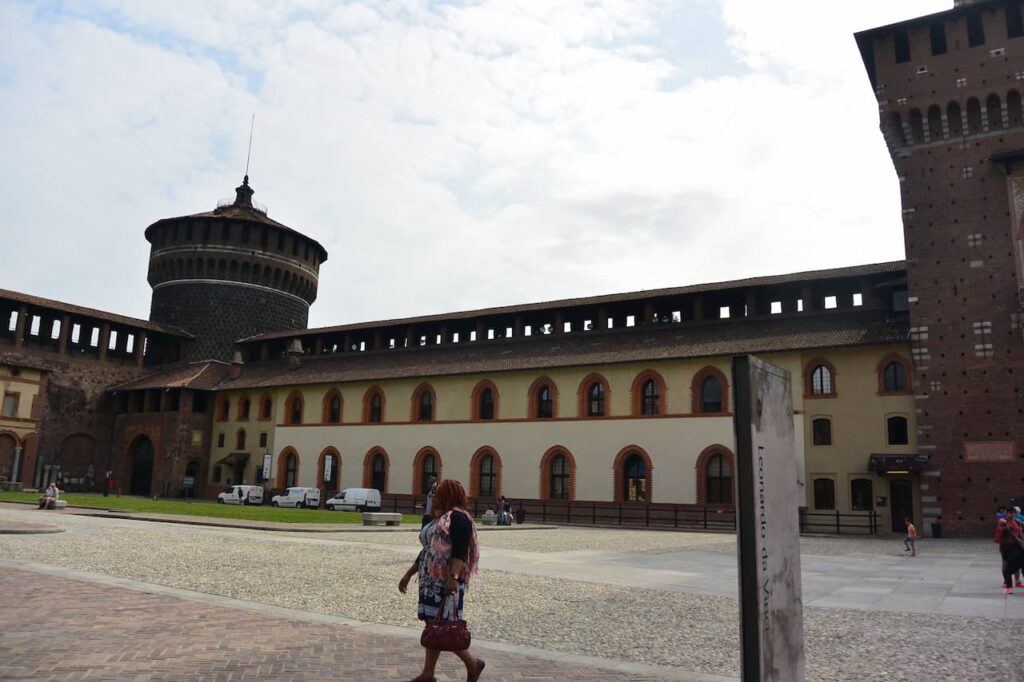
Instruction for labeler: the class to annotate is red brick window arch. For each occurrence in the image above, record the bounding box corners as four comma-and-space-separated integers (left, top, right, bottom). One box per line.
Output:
362, 387, 385, 423
613, 446, 653, 503
276, 447, 299, 489
470, 380, 499, 421
362, 447, 389, 492
284, 391, 304, 425
258, 393, 273, 421
695, 445, 735, 505
691, 366, 729, 414
469, 446, 502, 498
322, 389, 343, 424
804, 359, 837, 398
237, 394, 251, 421
877, 354, 912, 395
631, 369, 667, 416
527, 376, 558, 419
411, 383, 437, 423
412, 446, 442, 494
318, 447, 341, 493
577, 372, 610, 418
539, 446, 576, 500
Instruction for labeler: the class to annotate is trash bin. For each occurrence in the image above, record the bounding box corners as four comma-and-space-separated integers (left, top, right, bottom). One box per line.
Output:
931, 522, 942, 538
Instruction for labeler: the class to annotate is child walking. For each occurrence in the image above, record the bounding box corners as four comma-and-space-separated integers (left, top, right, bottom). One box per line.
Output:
904, 517, 917, 556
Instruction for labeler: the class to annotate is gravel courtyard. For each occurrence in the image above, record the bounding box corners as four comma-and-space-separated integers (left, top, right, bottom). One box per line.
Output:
0, 507, 1015, 681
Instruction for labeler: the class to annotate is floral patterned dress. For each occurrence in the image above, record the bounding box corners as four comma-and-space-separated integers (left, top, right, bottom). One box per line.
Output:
416, 510, 476, 621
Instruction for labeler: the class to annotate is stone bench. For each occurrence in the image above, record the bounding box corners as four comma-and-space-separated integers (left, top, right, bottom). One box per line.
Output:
53, 500, 67, 509
362, 512, 401, 526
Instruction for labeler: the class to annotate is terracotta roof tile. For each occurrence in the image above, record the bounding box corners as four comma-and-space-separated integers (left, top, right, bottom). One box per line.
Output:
108, 361, 231, 391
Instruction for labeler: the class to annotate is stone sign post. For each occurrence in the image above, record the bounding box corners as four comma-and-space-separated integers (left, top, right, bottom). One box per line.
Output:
732, 355, 805, 681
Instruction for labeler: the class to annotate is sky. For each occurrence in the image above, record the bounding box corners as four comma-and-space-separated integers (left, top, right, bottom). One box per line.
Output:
0, 0, 948, 328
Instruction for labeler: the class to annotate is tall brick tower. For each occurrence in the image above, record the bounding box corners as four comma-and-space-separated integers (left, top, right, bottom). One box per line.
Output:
145, 177, 328, 361
856, 0, 1024, 534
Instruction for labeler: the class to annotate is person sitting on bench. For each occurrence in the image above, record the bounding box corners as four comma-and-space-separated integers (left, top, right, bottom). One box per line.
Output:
38, 482, 60, 510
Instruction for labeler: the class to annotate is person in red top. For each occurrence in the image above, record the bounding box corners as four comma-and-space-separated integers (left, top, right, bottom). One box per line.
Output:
995, 516, 1024, 594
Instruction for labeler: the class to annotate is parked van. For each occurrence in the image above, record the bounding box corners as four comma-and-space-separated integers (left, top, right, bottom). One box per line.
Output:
326, 488, 382, 512
217, 485, 264, 506
271, 486, 321, 508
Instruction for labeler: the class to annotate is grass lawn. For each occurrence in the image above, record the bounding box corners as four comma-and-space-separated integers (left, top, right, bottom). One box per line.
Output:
0, 491, 420, 525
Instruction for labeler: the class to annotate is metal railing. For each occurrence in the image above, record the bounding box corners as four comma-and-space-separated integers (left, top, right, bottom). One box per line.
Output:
382, 494, 881, 535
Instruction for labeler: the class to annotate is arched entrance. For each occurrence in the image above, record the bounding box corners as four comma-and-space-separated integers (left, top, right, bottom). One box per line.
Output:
129, 437, 154, 496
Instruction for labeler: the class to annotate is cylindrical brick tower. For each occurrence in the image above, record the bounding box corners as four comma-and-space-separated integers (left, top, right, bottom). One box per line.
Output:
145, 177, 328, 361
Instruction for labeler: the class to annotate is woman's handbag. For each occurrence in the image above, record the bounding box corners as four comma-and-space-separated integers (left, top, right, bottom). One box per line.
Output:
420, 594, 471, 652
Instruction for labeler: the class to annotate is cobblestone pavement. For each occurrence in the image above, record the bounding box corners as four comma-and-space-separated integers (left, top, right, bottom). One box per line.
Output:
0, 507, 1020, 681
1, 567, 701, 682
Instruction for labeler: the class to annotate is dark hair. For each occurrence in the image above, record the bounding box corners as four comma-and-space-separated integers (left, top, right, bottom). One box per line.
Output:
999, 506, 1008, 512
432, 479, 469, 515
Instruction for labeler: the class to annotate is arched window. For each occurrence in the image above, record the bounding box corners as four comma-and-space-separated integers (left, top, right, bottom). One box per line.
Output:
217, 397, 230, 422
536, 385, 553, 418
587, 382, 605, 416
623, 453, 647, 502
812, 417, 832, 446
851, 478, 873, 512
285, 452, 297, 487
320, 448, 340, 490
285, 391, 303, 425
411, 384, 435, 422
277, 448, 299, 489
550, 454, 570, 500
420, 453, 438, 493
701, 377, 722, 413
478, 453, 496, 497
883, 111, 905, 147
705, 453, 732, 504
322, 390, 342, 424
882, 360, 909, 392
259, 394, 273, 420
235, 429, 246, 450
813, 478, 835, 510
966, 97, 983, 134
986, 93, 1003, 130
806, 360, 836, 397
641, 380, 659, 415
363, 387, 385, 423
238, 395, 251, 421
927, 105, 944, 141
362, 448, 389, 492
540, 447, 575, 500
908, 108, 925, 144
947, 101, 963, 137
480, 389, 494, 419
887, 416, 909, 445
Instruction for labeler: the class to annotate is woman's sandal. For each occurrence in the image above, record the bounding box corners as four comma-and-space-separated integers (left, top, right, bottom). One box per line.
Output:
468, 658, 486, 682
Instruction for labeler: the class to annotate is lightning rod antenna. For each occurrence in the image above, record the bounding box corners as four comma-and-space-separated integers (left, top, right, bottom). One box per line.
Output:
244, 114, 255, 178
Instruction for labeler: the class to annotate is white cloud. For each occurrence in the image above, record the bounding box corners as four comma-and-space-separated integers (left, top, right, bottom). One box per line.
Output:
0, 1, 949, 328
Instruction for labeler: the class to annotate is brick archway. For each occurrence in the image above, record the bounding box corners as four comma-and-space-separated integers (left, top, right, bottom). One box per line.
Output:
612, 445, 653, 503
577, 372, 611, 418
539, 446, 576, 500
469, 446, 502, 498
362, 447, 390, 492
276, 447, 299, 488
526, 376, 559, 419
410, 383, 437, 422
876, 353, 913, 395
470, 380, 500, 421
803, 358, 838, 398
317, 447, 341, 497
695, 444, 735, 505
690, 366, 729, 414
630, 369, 667, 416
411, 446, 443, 495
362, 386, 386, 423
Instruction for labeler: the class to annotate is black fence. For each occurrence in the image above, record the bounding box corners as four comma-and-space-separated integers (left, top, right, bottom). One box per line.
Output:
382, 494, 881, 534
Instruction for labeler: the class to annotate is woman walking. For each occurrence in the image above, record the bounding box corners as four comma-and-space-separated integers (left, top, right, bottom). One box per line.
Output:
995, 515, 1024, 594
399, 479, 484, 681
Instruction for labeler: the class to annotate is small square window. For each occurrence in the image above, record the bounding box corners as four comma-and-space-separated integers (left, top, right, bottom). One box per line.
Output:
217, 433, 225, 448
824, 296, 838, 309
770, 301, 782, 314
852, 293, 863, 307
719, 306, 731, 319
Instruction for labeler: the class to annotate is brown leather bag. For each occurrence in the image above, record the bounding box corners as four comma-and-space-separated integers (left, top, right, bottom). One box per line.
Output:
420, 595, 471, 652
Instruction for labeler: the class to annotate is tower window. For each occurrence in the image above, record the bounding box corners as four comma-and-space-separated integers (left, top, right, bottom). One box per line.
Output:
967, 13, 985, 47
930, 22, 947, 55
894, 29, 911, 63
1008, 1, 1024, 38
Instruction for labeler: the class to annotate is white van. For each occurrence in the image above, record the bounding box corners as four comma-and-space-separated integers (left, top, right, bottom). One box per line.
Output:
326, 488, 382, 512
271, 486, 321, 508
217, 485, 264, 505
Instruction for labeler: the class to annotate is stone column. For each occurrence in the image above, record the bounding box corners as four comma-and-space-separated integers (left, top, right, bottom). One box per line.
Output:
135, 331, 147, 367
14, 305, 27, 347
10, 446, 22, 485
98, 323, 111, 361
57, 314, 71, 355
